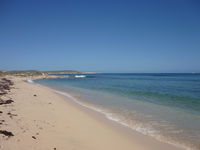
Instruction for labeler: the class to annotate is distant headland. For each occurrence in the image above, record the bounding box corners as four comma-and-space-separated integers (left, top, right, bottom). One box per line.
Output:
0, 70, 99, 77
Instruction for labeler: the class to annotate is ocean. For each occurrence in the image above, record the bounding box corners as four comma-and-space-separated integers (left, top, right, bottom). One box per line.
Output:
35, 73, 200, 150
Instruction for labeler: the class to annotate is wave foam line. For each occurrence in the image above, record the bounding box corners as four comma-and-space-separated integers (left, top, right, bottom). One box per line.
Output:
27, 79, 34, 83
75, 75, 86, 78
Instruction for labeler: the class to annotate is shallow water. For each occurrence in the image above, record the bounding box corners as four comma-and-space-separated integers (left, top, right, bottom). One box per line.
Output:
35, 73, 200, 150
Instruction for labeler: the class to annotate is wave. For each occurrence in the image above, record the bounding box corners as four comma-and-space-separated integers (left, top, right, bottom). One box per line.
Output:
27, 79, 34, 83
59, 75, 87, 78
75, 75, 86, 78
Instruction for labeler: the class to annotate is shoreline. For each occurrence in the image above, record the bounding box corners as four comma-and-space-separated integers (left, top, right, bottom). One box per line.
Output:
0, 76, 185, 150
32, 78, 186, 150
50, 89, 188, 150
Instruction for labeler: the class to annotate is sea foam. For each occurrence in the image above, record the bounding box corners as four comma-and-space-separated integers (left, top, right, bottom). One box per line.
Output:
27, 79, 34, 83
75, 75, 86, 78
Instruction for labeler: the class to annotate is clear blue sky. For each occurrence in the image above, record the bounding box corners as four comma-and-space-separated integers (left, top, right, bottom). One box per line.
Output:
0, 0, 200, 73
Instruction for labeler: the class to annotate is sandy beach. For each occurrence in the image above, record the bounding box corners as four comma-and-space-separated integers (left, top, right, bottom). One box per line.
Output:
0, 76, 184, 150
1, 0, 199, 149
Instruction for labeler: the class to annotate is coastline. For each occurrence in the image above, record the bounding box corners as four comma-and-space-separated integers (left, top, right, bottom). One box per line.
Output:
0, 76, 184, 150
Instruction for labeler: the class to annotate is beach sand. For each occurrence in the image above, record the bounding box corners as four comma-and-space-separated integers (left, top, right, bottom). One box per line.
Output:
0, 76, 184, 150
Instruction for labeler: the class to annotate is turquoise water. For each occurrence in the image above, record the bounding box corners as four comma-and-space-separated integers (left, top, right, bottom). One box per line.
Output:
35, 73, 200, 150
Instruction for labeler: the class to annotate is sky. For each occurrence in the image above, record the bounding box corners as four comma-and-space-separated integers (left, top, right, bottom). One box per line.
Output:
0, 0, 200, 73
